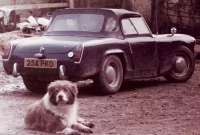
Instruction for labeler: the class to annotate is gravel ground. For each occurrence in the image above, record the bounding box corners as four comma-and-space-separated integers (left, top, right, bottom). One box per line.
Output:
0, 36, 200, 135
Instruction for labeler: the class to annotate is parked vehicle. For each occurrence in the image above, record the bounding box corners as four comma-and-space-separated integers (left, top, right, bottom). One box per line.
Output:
2, 8, 196, 95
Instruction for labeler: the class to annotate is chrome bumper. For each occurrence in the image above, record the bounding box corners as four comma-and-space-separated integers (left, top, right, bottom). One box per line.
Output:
59, 65, 66, 80
12, 63, 67, 80
12, 63, 20, 77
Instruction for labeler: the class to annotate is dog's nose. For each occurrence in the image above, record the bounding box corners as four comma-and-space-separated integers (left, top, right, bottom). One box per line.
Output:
58, 95, 63, 100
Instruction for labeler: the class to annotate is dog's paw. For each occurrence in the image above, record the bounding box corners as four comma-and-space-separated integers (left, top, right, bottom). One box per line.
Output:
69, 130, 81, 135
57, 131, 81, 135
81, 127, 93, 133
80, 121, 94, 128
72, 122, 93, 133
57, 128, 81, 135
87, 122, 94, 128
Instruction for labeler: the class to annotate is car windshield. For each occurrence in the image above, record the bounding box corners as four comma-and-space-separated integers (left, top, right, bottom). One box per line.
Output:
47, 14, 105, 33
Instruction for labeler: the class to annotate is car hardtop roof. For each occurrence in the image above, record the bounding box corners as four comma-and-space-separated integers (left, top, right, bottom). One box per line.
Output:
53, 8, 141, 18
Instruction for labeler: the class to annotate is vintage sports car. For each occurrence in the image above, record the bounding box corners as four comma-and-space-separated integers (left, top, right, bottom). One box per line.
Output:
2, 8, 196, 95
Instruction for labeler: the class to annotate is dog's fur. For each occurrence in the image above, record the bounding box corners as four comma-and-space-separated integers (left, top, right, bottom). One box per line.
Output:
24, 80, 94, 135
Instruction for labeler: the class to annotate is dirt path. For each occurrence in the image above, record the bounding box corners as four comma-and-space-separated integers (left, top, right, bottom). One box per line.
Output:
0, 47, 200, 135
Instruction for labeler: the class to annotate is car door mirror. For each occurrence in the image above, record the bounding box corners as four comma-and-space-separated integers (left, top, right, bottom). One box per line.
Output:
171, 27, 177, 36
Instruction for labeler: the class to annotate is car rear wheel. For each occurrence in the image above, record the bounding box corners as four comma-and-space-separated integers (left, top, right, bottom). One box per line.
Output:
93, 55, 123, 95
164, 46, 194, 82
22, 76, 50, 93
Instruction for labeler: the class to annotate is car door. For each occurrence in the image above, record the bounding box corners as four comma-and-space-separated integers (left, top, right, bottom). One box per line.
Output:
121, 17, 158, 78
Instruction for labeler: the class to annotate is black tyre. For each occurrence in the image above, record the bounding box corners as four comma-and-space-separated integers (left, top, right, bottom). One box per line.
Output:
22, 76, 50, 93
93, 55, 123, 95
165, 46, 195, 82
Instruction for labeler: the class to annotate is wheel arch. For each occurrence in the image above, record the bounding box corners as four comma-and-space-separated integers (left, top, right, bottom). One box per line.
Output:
181, 43, 195, 54
103, 49, 127, 77
173, 40, 195, 54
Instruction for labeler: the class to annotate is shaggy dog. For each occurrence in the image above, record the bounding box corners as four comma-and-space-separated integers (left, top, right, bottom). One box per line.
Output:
24, 80, 94, 135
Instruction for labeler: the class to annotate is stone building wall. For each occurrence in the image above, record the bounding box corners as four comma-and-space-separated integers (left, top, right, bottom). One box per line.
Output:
74, 0, 152, 24
0, 0, 51, 6
0, 0, 12, 5
0, 0, 153, 26
132, 0, 152, 24
156, 0, 200, 36
0, 0, 64, 18
75, 0, 122, 8
1, 0, 199, 36
0, 0, 152, 20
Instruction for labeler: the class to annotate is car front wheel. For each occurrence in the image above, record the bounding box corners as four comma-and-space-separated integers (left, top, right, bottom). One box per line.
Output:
22, 76, 50, 93
93, 55, 123, 95
165, 46, 195, 82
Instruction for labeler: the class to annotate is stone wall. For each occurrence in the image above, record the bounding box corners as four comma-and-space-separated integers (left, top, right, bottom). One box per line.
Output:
0, 0, 153, 26
1, 0, 199, 36
74, 0, 152, 24
132, 0, 152, 23
0, 0, 51, 6
0, 0, 64, 18
156, 0, 200, 36
75, 0, 122, 8
0, 0, 12, 5
0, 0, 152, 20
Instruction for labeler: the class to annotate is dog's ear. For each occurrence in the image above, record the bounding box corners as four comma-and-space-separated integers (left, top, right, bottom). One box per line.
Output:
47, 84, 53, 95
71, 84, 78, 96
47, 84, 58, 106
67, 83, 78, 104
47, 83, 55, 97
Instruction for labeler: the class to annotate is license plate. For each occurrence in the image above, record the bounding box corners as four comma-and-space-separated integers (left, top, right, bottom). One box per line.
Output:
24, 58, 57, 68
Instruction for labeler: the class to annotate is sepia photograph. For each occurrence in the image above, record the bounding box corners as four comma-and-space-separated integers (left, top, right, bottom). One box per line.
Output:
0, 0, 200, 134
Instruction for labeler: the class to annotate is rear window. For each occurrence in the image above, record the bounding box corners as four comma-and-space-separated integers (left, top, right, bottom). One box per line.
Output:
48, 14, 105, 32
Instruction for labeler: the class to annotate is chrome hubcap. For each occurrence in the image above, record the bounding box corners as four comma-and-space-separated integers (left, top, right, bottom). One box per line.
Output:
174, 57, 187, 73
106, 65, 116, 84
173, 55, 189, 77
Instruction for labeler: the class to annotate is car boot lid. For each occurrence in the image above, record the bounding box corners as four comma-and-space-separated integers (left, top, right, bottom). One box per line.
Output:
14, 36, 95, 53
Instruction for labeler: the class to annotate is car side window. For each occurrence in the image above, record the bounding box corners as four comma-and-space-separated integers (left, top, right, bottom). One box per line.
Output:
105, 17, 117, 32
121, 18, 137, 36
130, 17, 151, 34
